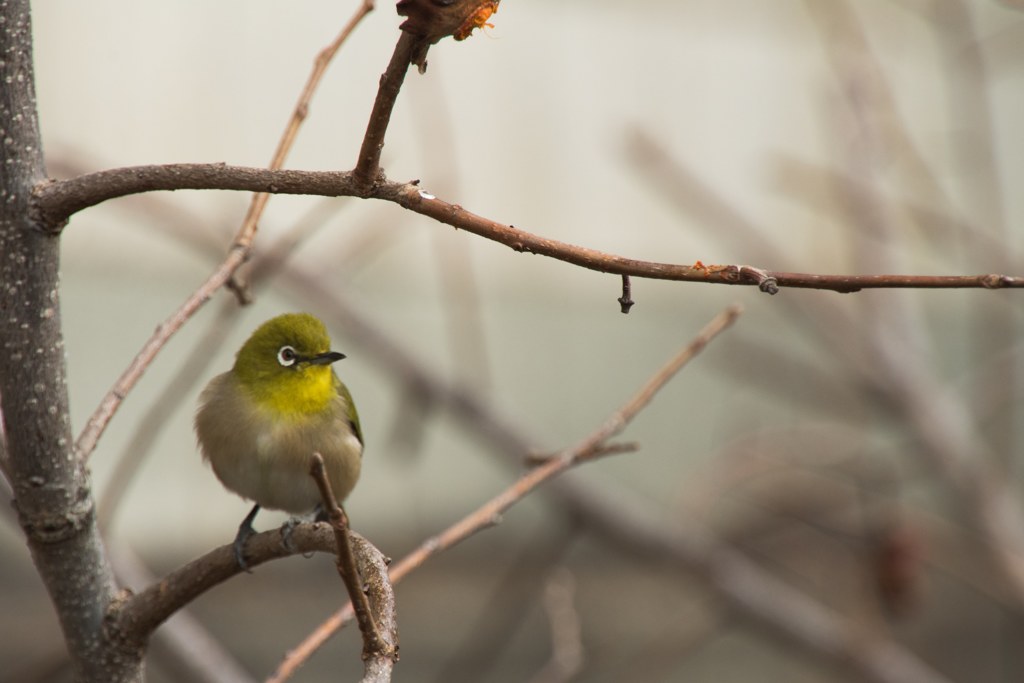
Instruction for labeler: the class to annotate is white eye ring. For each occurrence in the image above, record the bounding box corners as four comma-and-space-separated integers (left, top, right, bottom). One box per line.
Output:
277, 345, 298, 367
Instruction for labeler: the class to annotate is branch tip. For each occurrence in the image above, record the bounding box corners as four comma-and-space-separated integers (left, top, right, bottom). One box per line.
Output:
617, 274, 635, 313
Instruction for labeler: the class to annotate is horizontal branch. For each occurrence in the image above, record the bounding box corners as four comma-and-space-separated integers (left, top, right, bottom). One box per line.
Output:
33, 163, 1024, 292
32, 164, 364, 228
380, 182, 1022, 291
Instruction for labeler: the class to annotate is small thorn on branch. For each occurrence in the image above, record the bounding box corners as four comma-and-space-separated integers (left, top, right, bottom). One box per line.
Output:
617, 274, 635, 313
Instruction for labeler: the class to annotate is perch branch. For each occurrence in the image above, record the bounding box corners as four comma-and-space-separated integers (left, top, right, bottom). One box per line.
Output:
108, 543, 257, 683
117, 524, 339, 642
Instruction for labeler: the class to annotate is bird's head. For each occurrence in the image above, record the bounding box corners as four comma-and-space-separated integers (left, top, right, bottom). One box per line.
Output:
233, 313, 345, 415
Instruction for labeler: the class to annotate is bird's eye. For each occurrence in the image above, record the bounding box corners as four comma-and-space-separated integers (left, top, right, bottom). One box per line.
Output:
277, 345, 298, 367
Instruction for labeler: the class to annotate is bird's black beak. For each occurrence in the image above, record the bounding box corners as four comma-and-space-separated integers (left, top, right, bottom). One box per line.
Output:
309, 351, 345, 365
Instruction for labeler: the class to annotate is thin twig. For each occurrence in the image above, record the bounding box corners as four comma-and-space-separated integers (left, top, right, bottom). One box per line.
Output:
308, 453, 396, 662
71, 6, 374, 462
617, 274, 635, 313
266, 305, 743, 681
352, 31, 422, 191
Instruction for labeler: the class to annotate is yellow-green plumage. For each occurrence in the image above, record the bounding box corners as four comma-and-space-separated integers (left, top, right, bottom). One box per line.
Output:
195, 313, 362, 516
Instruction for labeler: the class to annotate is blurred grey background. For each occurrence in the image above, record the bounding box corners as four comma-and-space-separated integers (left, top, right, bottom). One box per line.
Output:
4, 1, 1024, 681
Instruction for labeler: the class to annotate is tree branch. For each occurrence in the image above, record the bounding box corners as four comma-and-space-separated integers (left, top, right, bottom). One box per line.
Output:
32, 165, 1024, 292
117, 524, 338, 642
108, 543, 257, 683
352, 31, 422, 191
33, 165, 361, 227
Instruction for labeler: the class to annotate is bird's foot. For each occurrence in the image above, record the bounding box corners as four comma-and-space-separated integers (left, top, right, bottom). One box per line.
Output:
280, 508, 323, 554
280, 516, 302, 553
313, 503, 328, 523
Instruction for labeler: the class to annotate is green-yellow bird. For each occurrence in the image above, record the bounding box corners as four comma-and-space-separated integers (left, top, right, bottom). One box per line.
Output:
195, 313, 362, 569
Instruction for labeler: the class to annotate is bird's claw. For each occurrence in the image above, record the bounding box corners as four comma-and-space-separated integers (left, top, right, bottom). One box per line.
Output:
233, 524, 255, 572
233, 504, 261, 573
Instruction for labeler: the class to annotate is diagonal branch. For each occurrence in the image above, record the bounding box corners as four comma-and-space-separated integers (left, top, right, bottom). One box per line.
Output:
71, 247, 246, 463
267, 272, 956, 683
266, 304, 743, 682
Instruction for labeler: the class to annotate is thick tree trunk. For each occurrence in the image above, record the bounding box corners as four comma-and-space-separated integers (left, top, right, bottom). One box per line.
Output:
0, 1, 142, 680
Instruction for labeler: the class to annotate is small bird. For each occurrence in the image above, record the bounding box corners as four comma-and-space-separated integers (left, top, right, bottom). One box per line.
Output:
195, 313, 362, 569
